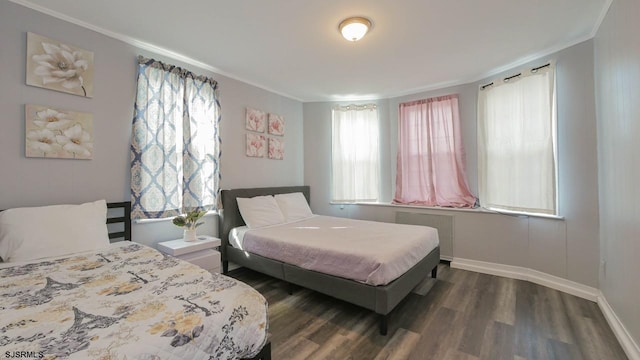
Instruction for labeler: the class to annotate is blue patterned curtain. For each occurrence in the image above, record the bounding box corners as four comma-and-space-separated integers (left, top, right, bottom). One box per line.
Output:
131, 56, 221, 219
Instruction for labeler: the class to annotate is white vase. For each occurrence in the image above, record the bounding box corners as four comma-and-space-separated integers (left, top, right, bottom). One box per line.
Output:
183, 228, 197, 242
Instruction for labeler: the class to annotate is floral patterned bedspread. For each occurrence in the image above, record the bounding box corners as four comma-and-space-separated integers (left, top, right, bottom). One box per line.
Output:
0, 242, 268, 359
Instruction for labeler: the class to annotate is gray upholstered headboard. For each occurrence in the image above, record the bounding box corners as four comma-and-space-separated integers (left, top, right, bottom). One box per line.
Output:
219, 186, 310, 261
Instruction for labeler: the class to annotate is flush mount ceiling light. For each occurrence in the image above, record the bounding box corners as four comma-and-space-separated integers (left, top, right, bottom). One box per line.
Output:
339, 17, 372, 42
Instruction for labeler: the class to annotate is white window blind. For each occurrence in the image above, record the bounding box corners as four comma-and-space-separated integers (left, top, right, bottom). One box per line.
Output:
331, 104, 380, 202
477, 63, 557, 215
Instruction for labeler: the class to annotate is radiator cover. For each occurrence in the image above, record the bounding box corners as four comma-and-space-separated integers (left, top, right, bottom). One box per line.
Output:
395, 212, 453, 259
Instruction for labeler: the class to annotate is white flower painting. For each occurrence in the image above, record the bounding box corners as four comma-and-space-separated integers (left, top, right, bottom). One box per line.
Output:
26, 32, 94, 98
26, 105, 93, 159
246, 133, 266, 158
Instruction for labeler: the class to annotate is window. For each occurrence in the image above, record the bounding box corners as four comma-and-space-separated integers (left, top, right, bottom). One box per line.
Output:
394, 95, 476, 207
331, 104, 379, 202
477, 63, 557, 215
130, 56, 221, 219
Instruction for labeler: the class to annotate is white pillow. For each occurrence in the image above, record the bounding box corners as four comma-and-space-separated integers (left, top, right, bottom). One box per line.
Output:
275, 192, 313, 222
0, 200, 110, 262
236, 195, 285, 229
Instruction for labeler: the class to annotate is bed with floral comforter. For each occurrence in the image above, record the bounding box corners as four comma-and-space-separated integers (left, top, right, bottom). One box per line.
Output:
0, 242, 268, 359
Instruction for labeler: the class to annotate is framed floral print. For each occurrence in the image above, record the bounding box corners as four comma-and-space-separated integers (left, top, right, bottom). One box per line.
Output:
268, 113, 285, 136
25, 104, 93, 159
268, 138, 284, 160
245, 108, 266, 133
26, 32, 94, 98
246, 133, 266, 158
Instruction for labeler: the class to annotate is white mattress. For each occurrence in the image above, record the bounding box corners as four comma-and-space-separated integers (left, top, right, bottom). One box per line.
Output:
234, 215, 439, 286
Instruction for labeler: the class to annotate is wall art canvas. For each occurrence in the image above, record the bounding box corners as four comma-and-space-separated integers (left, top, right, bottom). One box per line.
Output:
268, 138, 284, 160
246, 133, 266, 158
25, 104, 94, 159
245, 108, 266, 133
268, 113, 285, 136
26, 32, 94, 98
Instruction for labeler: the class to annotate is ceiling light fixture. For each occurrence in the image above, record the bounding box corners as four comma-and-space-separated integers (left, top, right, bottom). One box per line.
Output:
339, 17, 371, 42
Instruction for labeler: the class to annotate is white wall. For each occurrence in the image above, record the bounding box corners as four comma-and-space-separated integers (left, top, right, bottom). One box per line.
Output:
303, 40, 600, 287
0, 2, 304, 248
594, 0, 640, 348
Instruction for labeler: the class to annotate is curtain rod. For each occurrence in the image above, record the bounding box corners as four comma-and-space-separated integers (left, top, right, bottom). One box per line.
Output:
480, 62, 551, 90
531, 63, 551, 72
333, 104, 377, 111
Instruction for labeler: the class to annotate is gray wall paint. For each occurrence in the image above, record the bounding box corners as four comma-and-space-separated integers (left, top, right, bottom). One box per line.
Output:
303, 40, 600, 287
594, 0, 640, 347
0, 2, 304, 248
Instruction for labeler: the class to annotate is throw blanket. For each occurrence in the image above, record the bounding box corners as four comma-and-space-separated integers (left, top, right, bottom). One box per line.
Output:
0, 242, 268, 359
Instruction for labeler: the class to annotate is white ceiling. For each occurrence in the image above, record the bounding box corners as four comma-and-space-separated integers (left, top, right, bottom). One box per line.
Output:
16, 0, 609, 102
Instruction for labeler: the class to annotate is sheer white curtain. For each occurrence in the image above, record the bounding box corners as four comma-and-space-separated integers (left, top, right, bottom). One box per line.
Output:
332, 104, 379, 202
478, 64, 557, 215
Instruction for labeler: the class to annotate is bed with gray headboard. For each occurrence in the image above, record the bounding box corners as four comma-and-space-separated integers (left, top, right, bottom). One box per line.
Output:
219, 186, 440, 335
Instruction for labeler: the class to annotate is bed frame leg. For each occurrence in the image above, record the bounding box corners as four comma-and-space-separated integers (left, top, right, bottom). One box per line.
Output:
287, 282, 294, 295
431, 265, 438, 279
261, 341, 272, 360
379, 314, 388, 336
223, 260, 229, 274
245, 340, 271, 360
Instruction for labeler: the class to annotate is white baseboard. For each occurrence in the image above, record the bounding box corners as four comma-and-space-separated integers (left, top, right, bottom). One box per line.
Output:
450, 257, 640, 360
451, 257, 599, 301
440, 255, 453, 262
597, 292, 640, 360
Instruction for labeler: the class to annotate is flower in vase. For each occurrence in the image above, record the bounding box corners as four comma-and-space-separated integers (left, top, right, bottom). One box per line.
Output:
172, 210, 207, 230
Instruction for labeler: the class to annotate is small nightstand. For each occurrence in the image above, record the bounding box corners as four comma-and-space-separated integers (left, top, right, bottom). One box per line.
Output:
157, 235, 222, 273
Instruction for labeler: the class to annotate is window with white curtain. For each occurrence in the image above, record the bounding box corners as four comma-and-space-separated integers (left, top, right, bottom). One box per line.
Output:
130, 56, 221, 220
477, 63, 557, 215
331, 104, 380, 202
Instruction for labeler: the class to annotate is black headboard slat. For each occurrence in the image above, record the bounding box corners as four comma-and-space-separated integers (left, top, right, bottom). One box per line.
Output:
219, 186, 310, 262
107, 201, 132, 242
108, 231, 126, 240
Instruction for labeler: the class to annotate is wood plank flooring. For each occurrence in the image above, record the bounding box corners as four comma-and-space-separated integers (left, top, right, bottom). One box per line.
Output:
228, 264, 627, 360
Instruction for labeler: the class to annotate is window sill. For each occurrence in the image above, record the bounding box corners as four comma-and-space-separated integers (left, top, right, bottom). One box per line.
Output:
134, 210, 219, 224
330, 201, 565, 220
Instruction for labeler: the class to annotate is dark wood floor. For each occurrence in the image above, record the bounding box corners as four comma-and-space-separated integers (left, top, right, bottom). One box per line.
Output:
228, 264, 627, 360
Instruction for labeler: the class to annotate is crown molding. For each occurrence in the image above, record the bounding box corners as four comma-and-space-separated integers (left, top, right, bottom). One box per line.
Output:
590, 0, 613, 38
8, 0, 305, 103
9, 0, 611, 103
